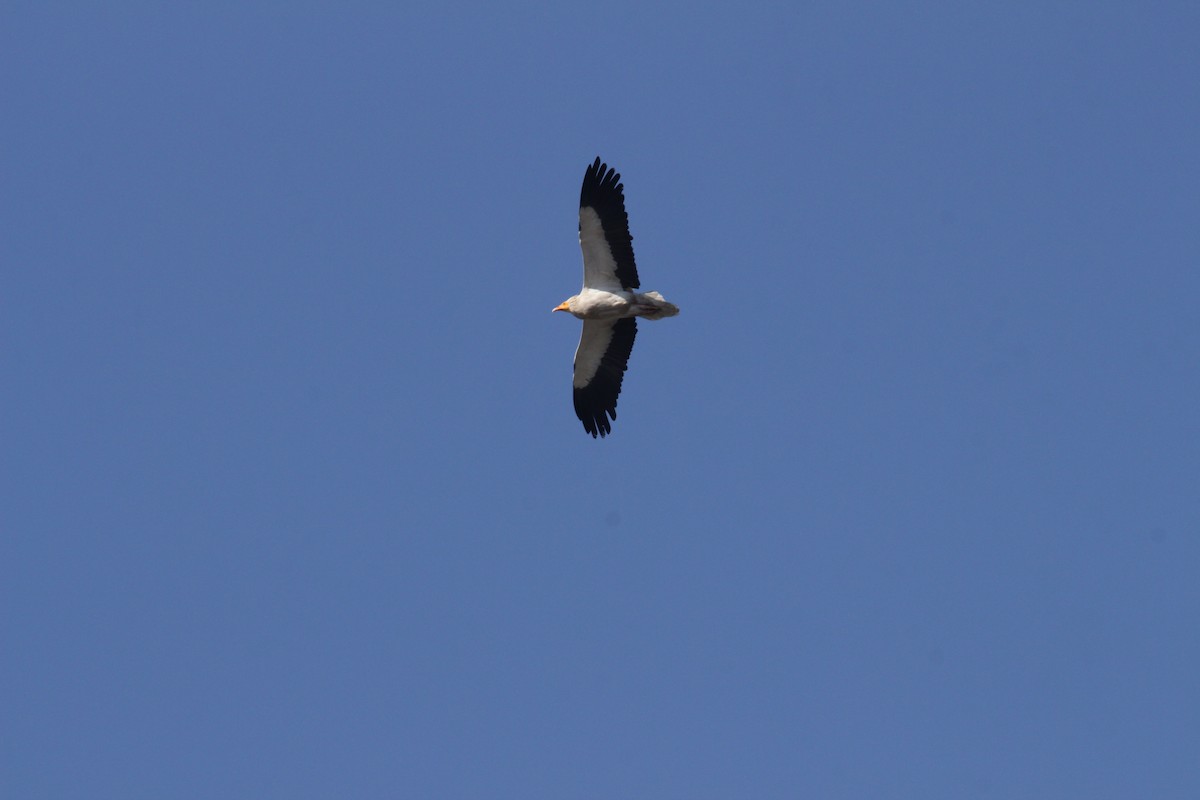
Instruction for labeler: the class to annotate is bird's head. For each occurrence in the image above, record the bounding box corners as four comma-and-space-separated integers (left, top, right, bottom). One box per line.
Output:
552, 297, 576, 314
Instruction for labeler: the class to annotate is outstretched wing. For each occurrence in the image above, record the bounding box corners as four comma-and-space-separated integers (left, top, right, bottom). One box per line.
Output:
572, 317, 637, 438
579, 157, 640, 292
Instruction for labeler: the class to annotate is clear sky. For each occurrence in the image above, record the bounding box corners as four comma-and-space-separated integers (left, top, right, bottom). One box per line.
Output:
3, 3, 1199, 798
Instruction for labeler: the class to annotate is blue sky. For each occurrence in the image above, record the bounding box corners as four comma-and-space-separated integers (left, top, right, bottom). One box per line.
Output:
3, 3, 1199, 797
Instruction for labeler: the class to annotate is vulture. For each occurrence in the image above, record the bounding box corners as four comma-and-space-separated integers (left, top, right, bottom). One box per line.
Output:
554, 157, 679, 437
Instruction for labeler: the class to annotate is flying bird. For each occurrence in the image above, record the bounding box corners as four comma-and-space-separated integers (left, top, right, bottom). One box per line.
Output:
554, 157, 679, 437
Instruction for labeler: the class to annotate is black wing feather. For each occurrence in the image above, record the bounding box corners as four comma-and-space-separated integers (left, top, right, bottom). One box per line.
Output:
579, 157, 640, 290
573, 317, 637, 438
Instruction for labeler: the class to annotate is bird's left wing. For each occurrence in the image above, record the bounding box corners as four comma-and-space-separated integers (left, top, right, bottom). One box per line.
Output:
572, 317, 637, 438
579, 157, 640, 292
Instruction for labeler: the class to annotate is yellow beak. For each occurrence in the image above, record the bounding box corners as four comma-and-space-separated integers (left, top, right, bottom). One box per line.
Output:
552, 301, 570, 313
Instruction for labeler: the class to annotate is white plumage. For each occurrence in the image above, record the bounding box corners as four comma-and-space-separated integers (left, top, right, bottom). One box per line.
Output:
553, 158, 679, 437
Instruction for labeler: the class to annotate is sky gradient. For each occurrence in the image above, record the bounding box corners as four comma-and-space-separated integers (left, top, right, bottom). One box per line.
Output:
4, 3, 1199, 797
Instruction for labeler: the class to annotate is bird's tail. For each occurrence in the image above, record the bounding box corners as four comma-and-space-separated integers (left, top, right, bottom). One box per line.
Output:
638, 291, 679, 320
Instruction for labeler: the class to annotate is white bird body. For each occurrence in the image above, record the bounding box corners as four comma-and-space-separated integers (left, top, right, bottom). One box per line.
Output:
554, 158, 679, 437
557, 288, 680, 321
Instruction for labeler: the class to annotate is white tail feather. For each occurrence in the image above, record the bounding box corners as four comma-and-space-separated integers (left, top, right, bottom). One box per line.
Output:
637, 291, 679, 320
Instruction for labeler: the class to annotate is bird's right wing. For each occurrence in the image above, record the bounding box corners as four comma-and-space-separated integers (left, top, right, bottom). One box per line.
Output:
572, 317, 637, 438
